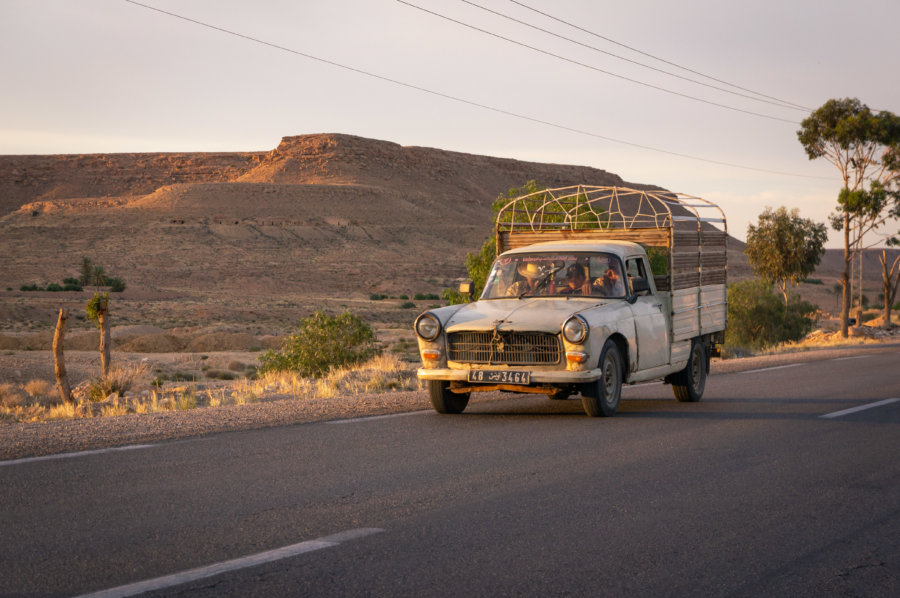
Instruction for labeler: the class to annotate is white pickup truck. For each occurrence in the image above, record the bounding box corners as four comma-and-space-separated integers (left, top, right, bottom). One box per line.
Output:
414, 186, 728, 417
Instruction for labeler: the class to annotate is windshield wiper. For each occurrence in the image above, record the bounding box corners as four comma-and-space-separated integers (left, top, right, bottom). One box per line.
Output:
518, 266, 563, 299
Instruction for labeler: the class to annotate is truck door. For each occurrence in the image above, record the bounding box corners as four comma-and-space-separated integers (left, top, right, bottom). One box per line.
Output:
626, 256, 669, 370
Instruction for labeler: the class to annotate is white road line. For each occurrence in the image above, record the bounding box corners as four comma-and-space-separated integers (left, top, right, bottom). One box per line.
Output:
820, 398, 900, 419
738, 363, 803, 375
73, 527, 384, 598
0, 444, 157, 467
830, 355, 868, 362
327, 410, 429, 424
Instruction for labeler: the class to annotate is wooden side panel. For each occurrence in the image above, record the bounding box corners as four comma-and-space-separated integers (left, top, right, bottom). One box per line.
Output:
497, 228, 670, 254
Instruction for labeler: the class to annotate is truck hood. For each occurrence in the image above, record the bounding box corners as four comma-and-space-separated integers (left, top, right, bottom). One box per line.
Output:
444, 298, 610, 334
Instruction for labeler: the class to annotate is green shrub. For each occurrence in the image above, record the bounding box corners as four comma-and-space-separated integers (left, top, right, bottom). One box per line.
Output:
414, 293, 440, 300
399, 301, 416, 309
398, 294, 409, 300
108, 277, 126, 292
802, 278, 824, 285
259, 310, 376, 377
725, 279, 818, 350
46, 283, 63, 292
442, 287, 467, 305
20, 284, 40, 291
369, 293, 387, 301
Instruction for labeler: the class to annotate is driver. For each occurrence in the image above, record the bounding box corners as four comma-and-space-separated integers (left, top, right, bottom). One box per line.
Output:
506, 262, 545, 297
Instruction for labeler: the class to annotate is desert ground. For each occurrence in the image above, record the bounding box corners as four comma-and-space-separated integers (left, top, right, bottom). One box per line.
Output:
1, 133, 897, 433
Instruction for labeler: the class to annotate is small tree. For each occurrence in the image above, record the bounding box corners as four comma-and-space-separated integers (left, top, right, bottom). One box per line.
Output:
259, 311, 376, 377
79, 257, 93, 286
86, 292, 111, 376
797, 98, 900, 337
745, 207, 827, 307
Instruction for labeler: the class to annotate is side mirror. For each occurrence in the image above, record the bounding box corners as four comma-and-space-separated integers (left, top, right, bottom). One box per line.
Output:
459, 280, 474, 301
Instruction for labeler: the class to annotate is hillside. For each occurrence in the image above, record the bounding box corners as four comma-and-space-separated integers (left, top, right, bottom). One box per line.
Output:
0, 133, 893, 336
0, 134, 646, 331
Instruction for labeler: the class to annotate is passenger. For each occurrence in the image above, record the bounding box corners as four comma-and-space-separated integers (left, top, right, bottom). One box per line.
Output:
593, 259, 626, 297
559, 263, 589, 295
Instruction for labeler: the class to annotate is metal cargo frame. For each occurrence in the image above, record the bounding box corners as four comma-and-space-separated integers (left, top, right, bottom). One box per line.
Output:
495, 186, 728, 340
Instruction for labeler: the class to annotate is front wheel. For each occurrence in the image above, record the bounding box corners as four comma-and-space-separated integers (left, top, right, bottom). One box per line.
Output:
672, 339, 707, 402
581, 340, 622, 417
428, 380, 470, 414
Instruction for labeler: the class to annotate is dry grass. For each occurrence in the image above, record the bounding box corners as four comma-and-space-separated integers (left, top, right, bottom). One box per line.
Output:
0, 353, 420, 424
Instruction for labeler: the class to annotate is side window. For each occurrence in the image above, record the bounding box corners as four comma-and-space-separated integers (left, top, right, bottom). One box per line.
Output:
625, 257, 646, 294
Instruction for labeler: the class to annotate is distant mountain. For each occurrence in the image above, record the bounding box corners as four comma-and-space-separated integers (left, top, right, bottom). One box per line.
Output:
1, 133, 888, 331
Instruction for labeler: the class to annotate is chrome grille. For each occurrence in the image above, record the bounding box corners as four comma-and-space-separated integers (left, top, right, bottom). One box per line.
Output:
448, 331, 561, 365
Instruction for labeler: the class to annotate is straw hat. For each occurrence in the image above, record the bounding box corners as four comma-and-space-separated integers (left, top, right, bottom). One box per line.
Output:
517, 262, 543, 279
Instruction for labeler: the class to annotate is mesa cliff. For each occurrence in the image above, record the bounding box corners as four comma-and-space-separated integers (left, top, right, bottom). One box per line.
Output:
1, 134, 649, 322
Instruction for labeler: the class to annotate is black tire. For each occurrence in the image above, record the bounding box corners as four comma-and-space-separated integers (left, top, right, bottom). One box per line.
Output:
547, 390, 571, 401
672, 339, 707, 402
428, 380, 470, 414
581, 340, 622, 417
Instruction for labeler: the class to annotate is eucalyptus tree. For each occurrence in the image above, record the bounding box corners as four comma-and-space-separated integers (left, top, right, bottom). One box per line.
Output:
797, 97, 900, 336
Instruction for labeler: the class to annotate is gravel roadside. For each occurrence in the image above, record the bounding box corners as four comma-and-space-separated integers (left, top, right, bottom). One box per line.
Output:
2, 343, 897, 461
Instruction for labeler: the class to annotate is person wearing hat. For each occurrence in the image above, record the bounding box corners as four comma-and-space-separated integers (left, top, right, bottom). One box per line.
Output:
560, 263, 590, 295
505, 261, 545, 297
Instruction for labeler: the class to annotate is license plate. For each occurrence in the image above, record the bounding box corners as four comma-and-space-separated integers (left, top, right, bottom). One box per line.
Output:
467, 370, 531, 385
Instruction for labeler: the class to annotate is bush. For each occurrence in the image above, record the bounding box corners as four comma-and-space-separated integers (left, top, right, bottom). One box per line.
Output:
20, 284, 39, 291
369, 293, 387, 301
414, 293, 440, 300
259, 311, 376, 378
399, 301, 416, 309
108, 277, 126, 292
46, 283, 63, 292
725, 279, 818, 350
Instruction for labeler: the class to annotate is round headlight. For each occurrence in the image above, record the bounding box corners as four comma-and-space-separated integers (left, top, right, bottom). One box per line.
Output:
562, 315, 589, 344
415, 312, 441, 341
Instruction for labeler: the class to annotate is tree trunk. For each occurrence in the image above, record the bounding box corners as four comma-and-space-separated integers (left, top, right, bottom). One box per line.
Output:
840, 213, 851, 337
98, 301, 111, 377
882, 250, 900, 329
52, 308, 74, 404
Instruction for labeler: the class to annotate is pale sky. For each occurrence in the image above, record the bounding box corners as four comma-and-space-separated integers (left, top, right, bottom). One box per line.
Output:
2, 0, 899, 247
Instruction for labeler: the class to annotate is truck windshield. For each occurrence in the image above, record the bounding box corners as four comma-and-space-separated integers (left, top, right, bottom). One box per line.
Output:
480, 252, 627, 299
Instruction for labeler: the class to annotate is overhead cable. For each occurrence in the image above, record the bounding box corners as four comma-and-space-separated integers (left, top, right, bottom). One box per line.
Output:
121, 1, 829, 180
509, 0, 811, 111
397, 0, 800, 124
457, 0, 805, 112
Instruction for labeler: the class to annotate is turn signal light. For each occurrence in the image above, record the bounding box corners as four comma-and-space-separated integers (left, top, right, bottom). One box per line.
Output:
422, 349, 441, 360
566, 351, 588, 363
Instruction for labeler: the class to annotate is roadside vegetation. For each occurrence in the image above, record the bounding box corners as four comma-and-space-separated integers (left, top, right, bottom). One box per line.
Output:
0, 352, 419, 424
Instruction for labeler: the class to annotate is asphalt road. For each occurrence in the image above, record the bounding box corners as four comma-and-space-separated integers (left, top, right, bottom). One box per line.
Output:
2, 347, 899, 597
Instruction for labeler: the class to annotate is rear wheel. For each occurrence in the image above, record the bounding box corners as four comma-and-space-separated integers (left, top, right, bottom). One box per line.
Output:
581, 340, 622, 417
428, 380, 470, 414
672, 339, 707, 402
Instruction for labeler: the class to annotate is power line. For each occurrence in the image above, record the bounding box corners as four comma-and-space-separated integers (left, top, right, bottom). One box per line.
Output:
509, 0, 811, 111
457, 0, 805, 112
397, 0, 800, 124
121, 0, 829, 180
